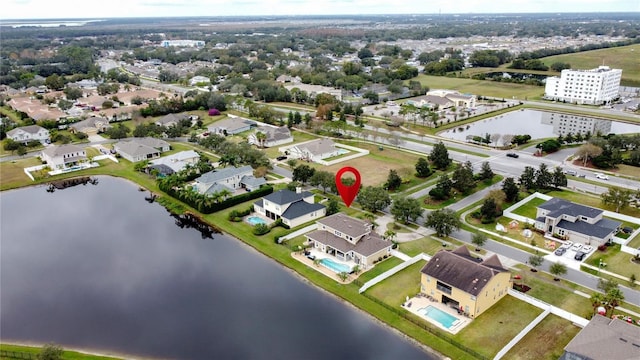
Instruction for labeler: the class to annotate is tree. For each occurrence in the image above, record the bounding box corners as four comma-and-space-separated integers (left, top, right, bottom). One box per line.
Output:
451, 162, 475, 193
424, 208, 461, 237
38, 343, 63, 360
255, 131, 267, 148
415, 157, 432, 178
550, 262, 567, 281
478, 161, 494, 181
480, 198, 499, 222
535, 163, 553, 190
390, 196, 423, 224
357, 186, 391, 213
472, 232, 487, 251
590, 292, 605, 314
63, 86, 83, 100
430, 174, 453, 200
601, 188, 633, 213
384, 229, 397, 242
428, 141, 451, 170
326, 198, 340, 215
575, 143, 603, 166
519, 166, 536, 191
309, 170, 334, 193
292, 164, 315, 184
385, 169, 402, 191
528, 254, 544, 272
44, 74, 64, 90
604, 287, 625, 315
551, 166, 568, 189
502, 177, 520, 202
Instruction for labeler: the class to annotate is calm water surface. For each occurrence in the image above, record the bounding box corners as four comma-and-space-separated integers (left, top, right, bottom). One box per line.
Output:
0, 177, 432, 360
438, 109, 640, 145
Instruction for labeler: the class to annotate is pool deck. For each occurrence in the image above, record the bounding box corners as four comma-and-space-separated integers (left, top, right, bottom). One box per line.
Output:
292, 249, 369, 284
402, 295, 471, 334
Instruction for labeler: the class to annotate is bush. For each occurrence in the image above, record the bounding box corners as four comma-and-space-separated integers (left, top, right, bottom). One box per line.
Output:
481, 217, 495, 224
252, 223, 270, 235
208, 108, 221, 116
598, 244, 608, 252
429, 188, 448, 200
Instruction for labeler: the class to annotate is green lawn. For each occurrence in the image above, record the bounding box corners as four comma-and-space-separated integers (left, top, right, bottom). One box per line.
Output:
0, 344, 121, 360
413, 74, 545, 100
367, 261, 425, 306
502, 314, 581, 360
511, 197, 547, 219
356, 256, 404, 283
584, 244, 640, 282
453, 295, 543, 359
399, 237, 448, 257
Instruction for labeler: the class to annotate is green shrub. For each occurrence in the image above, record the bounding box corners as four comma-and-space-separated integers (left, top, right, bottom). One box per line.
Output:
253, 223, 270, 235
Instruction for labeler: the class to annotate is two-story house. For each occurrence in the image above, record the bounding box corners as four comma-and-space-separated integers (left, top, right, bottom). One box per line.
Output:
253, 188, 325, 228
6, 125, 50, 144
195, 165, 265, 196
534, 197, 621, 246
305, 213, 392, 269
40, 144, 87, 170
420, 246, 511, 318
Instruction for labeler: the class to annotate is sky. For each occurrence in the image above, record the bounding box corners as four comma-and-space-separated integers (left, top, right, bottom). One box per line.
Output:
2, 0, 639, 20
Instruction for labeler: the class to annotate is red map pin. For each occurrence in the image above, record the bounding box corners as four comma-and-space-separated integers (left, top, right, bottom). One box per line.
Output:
335, 166, 361, 208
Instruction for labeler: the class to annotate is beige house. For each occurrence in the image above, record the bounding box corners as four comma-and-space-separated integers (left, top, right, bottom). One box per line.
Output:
305, 213, 392, 269
420, 246, 511, 318
69, 117, 111, 135
7, 125, 50, 143
41, 144, 87, 170
254, 189, 325, 228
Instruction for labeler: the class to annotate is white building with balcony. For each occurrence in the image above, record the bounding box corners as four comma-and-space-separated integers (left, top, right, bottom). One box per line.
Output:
544, 66, 622, 105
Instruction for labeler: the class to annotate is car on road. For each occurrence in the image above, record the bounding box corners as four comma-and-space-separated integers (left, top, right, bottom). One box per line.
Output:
574, 251, 587, 261
594, 173, 609, 180
276, 156, 288, 161
582, 245, 593, 253
506, 153, 519, 158
571, 243, 583, 251
563, 169, 577, 176
554, 247, 567, 256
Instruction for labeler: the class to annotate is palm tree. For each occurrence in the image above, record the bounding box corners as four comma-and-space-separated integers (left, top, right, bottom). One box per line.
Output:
604, 287, 625, 316
338, 271, 349, 282
255, 131, 267, 148
590, 292, 605, 315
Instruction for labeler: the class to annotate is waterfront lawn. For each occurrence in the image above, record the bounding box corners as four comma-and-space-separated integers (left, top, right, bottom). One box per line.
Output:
511, 197, 547, 219
367, 261, 425, 307
0, 157, 42, 189
356, 257, 404, 283
0, 343, 121, 360
502, 314, 581, 360
453, 295, 543, 359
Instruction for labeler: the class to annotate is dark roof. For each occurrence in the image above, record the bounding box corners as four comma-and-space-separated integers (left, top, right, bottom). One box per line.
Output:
557, 218, 621, 239
316, 213, 370, 239
263, 189, 313, 205
420, 246, 508, 296
306, 229, 391, 257
148, 164, 174, 175
562, 314, 640, 360
540, 197, 603, 219
281, 201, 325, 220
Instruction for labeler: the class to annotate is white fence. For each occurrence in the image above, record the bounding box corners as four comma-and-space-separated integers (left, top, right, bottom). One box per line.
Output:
508, 289, 589, 327
358, 253, 430, 293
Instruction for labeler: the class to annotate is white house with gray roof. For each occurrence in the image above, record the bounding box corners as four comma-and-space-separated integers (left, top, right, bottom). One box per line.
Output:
149, 150, 200, 173
114, 137, 170, 163
248, 126, 293, 148
535, 197, 621, 246
40, 144, 86, 170
305, 213, 391, 269
286, 138, 339, 162
208, 116, 256, 136
254, 188, 325, 228
195, 165, 265, 196
7, 125, 50, 143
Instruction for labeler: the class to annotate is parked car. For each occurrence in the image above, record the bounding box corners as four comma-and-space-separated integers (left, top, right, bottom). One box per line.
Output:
622, 226, 633, 234
582, 245, 593, 253
562, 241, 573, 249
571, 243, 583, 251
554, 247, 567, 256
594, 173, 609, 180
506, 153, 519, 158
574, 251, 587, 261
276, 156, 288, 161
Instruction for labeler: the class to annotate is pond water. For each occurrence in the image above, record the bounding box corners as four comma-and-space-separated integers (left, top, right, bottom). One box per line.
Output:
0, 177, 431, 360
438, 109, 640, 146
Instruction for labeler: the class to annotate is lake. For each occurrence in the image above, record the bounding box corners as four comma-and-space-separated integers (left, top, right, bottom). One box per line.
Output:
0, 177, 432, 360
438, 109, 640, 146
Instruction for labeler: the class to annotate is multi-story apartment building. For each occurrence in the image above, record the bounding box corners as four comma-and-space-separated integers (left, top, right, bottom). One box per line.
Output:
544, 66, 622, 105
540, 112, 611, 136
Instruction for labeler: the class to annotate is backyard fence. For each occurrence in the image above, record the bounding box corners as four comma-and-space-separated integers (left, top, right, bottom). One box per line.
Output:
0, 350, 36, 359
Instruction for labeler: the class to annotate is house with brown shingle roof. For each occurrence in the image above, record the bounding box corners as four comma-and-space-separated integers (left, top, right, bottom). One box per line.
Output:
420, 246, 511, 318
305, 213, 392, 269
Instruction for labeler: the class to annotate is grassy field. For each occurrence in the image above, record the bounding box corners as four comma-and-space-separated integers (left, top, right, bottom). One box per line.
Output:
0, 344, 121, 360
511, 197, 547, 219
502, 314, 581, 360
540, 44, 640, 86
367, 261, 425, 306
413, 75, 545, 100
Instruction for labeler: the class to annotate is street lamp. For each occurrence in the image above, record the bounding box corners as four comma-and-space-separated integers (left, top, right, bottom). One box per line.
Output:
598, 259, 604, 274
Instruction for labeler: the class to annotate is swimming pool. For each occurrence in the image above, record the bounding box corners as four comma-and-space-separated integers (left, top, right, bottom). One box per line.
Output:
247, 216, 266, 225
337, 149, 349, 155
418, 306, 459, 329
319, 258, 351, 273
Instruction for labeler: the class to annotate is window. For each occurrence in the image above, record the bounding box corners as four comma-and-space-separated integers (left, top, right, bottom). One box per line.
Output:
436, 281, 452, 295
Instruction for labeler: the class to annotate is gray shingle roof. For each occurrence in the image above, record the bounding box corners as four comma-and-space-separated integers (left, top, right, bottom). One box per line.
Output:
115, 141, 159, 158
133, 137, 170, 149
306, 228, 390, 257
240, 175, 266, 188
540, 198, 602, 219
316, 213, 370, 239
557, 218, 621, 239
281, 201, 325, 220
196, 165, 254, 185
263, 189, 313, 205
7, 125, 46, 135
563, 314, 640, 360
299, 139, 336, 157
42, 144, 85, 158
420, 246, 507, 296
